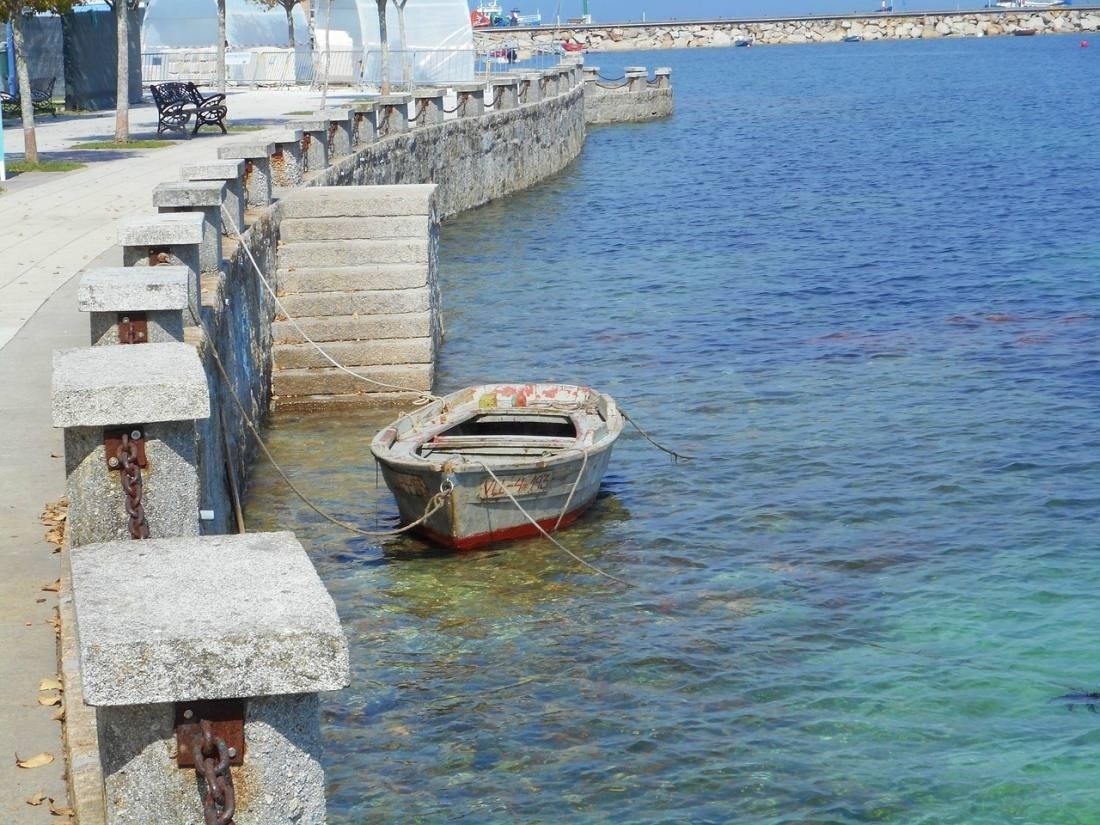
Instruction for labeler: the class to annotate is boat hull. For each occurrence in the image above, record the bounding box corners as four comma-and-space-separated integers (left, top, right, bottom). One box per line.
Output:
377, 449, 613, 549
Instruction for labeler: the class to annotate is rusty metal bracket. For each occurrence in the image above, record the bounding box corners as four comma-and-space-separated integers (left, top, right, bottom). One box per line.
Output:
104, 428, 148, 470
117, 312, 148, 344
148, 245, 172, 266
175, 700, 245, 768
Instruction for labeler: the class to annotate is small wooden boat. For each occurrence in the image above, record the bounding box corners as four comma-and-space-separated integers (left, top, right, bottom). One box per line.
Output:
371, 383, 624, 550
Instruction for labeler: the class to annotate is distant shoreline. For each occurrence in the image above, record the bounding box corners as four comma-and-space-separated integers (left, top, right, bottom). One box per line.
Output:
474, 5, 1100, 50
475, 4, 1100, 30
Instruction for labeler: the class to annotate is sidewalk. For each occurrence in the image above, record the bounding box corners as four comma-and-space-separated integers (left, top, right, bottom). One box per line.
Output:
0, 87, 362, 823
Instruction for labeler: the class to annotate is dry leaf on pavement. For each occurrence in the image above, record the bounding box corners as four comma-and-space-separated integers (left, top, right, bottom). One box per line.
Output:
15, 752, 55, 769
49, 799, 75, 817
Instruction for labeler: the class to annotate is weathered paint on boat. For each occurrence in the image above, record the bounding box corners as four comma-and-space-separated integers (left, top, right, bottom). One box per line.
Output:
370, 383, 624, 549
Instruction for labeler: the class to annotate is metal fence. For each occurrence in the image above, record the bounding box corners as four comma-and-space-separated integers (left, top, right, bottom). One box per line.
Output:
141, 47, 565, 89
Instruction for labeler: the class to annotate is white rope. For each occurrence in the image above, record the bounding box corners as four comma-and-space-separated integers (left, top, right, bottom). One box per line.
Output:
474, 460, 631, 586
554, 448, 587, 531
220, 202, 442, 402
193, 298, 451, 539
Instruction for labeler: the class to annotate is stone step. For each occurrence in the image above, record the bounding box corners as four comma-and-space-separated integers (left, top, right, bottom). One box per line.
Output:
279, 184, 436, 219
279, 215, 431, 242
273, 364, 433, 397
276, 263, 427, 294
272, 311, 434, 344
277, 287, 431, 318
274, 390, 425, 411
273, 338, 433, 370
277, 238, 428, 268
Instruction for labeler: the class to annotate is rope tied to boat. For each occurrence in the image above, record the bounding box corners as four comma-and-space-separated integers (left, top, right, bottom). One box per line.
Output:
192, 291, 452, 539
474, 460, 632, 587
621, 409, 693, 462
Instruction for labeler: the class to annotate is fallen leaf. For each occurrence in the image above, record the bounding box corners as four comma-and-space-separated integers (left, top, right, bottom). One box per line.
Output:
38, 695, 61, 707
48, 800, 74, 817
15, 752, 55, 769
51, 709, 65, 722
41, 580, 60, 593
39, 678, 62, 692
26, 791, 47, 806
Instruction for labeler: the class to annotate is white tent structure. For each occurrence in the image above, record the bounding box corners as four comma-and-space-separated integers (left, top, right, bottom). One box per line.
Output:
142, 0, 474, 86
143, 0, 310, 49
315, 0, 474, 85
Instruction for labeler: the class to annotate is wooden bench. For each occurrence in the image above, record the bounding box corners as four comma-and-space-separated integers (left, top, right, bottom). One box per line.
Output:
1, 77, 57, 119
150, 82, 228, 137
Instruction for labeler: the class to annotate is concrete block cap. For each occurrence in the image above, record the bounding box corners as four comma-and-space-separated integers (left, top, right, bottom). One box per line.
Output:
217, 140, 275, 159
52, 342, 210, 428
118, 212, 205, 247
70, 532, 351, 706
77, 266, 191, 313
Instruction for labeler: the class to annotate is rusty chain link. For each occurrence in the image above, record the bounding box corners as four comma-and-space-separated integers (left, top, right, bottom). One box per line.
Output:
194, 719, 237, 825
116, 432, 151, 539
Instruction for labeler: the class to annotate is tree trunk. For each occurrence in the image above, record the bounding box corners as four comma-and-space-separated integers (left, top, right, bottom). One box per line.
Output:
377, 0, 390, 94
284, 3, 296, 47
396, 1, 410, 88
216, 0, 227, 93
114, 1, 130, 143
10, 12, 38, 165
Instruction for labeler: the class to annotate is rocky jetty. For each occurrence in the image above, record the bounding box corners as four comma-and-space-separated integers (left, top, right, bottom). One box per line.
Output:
477, 8, 1100, 51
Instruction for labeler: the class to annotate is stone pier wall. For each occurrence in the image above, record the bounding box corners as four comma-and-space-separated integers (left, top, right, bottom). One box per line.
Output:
476, 7, 1100, 51
308, 86, 585, 219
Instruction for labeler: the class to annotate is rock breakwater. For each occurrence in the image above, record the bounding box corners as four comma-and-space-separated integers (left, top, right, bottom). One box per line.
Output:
476, 7, 1100, 51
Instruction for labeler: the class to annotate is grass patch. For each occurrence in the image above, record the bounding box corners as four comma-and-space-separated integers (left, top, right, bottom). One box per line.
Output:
7, 159, 86, 173
71, 139, 176, 150
227, 123, 265, 132
284, 110, 313, 115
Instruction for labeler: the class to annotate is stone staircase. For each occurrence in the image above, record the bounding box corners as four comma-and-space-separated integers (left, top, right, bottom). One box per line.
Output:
272, 185, 441, 408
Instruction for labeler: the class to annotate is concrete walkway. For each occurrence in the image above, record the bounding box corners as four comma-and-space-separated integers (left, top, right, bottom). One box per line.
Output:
0, 87, 362, 823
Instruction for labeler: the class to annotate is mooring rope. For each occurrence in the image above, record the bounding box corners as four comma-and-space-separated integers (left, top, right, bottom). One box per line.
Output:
622, 409, 693, 462
194, 298, 451, 538
554, 448, 588, 531
475, 460, 631, 586
220, 203, 442, 404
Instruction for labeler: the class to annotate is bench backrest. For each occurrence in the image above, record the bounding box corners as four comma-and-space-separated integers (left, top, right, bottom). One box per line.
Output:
151, 83, 193, 108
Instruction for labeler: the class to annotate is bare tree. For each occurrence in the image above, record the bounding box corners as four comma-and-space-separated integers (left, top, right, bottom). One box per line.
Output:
103, 0, 138, 143
247, 0, 304, 47
216, 0, 227, 93
375, 0, 390, 94
393, 0, 410, 87
0, 0, 82, 165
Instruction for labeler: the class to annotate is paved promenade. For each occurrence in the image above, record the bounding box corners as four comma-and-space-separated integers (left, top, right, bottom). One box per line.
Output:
0, 87, 359, 822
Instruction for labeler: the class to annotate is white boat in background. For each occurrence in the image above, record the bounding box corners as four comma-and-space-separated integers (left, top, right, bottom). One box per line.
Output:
371, 383, 623, 550
994, 1, 1065, 8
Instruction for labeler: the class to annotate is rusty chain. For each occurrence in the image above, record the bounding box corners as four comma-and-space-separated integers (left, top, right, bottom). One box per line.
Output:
193, 719, 237, 825
115, 432, 151, 539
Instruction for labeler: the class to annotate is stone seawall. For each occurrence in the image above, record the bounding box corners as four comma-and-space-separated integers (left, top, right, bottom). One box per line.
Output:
584, 66, 672, 125
308, 86, 585, 219
476, 6, 1100, 50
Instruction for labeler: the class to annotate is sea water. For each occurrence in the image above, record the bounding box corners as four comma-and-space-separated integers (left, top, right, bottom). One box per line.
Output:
245, 35, 1100, 823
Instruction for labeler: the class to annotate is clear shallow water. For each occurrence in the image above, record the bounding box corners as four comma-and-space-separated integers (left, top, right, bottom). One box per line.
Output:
245, 36, 1100, 824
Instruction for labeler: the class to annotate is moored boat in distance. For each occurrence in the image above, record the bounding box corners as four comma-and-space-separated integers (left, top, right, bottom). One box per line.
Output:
371, 383, 624, 550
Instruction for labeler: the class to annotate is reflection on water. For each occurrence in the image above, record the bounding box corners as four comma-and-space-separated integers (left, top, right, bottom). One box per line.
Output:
246, 36, 1100, 824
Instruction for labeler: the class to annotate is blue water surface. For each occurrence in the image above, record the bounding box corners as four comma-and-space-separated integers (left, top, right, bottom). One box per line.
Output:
246, 34, 1100, 823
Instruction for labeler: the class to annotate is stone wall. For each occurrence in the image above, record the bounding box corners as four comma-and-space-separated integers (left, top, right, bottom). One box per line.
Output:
309, 86, 586, 219
476, 7, 1100, 51
584, 66, 672, 125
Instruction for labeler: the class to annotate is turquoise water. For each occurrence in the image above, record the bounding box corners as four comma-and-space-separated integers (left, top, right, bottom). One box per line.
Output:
245, 36, 1100, 823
